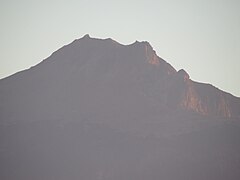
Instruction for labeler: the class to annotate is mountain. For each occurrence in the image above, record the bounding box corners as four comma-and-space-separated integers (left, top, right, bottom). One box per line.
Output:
0, 34, 240, 180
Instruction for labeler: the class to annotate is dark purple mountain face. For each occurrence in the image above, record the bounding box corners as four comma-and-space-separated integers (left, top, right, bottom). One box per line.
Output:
0, 35, 240, 180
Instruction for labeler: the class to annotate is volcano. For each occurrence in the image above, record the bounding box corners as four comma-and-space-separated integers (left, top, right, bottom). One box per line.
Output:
0, 35, 240, 180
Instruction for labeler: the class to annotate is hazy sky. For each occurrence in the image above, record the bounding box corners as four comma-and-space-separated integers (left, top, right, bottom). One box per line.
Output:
1, 0, 240, 96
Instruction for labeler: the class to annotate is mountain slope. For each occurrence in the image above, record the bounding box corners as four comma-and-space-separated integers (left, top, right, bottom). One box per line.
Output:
0, 35, 240, 180
1, 34, 239, 122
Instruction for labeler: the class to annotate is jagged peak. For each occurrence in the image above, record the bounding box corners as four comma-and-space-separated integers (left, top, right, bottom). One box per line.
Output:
141, 40, 152, 47
130, 40, 153, 49
82, 34, 91, 39
73, 34, 123, 47
74, 35, 155, 51
177, 69, 190, 81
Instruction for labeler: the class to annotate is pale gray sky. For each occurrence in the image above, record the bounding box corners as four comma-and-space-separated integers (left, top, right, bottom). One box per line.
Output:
1, 0, 240, 96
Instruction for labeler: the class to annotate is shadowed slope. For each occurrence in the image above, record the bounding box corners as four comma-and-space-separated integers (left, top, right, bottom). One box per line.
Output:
0, 35, 240, 180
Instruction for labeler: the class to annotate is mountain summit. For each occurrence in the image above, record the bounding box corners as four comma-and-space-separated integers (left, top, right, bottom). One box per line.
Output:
0, 35, 240, 180
1, 34, 239, 119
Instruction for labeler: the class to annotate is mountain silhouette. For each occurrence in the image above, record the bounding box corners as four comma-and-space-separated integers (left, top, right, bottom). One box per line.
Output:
0, 35, 240, 180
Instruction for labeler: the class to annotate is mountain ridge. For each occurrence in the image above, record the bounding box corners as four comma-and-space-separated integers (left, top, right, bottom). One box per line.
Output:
0, 34, 239, 118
